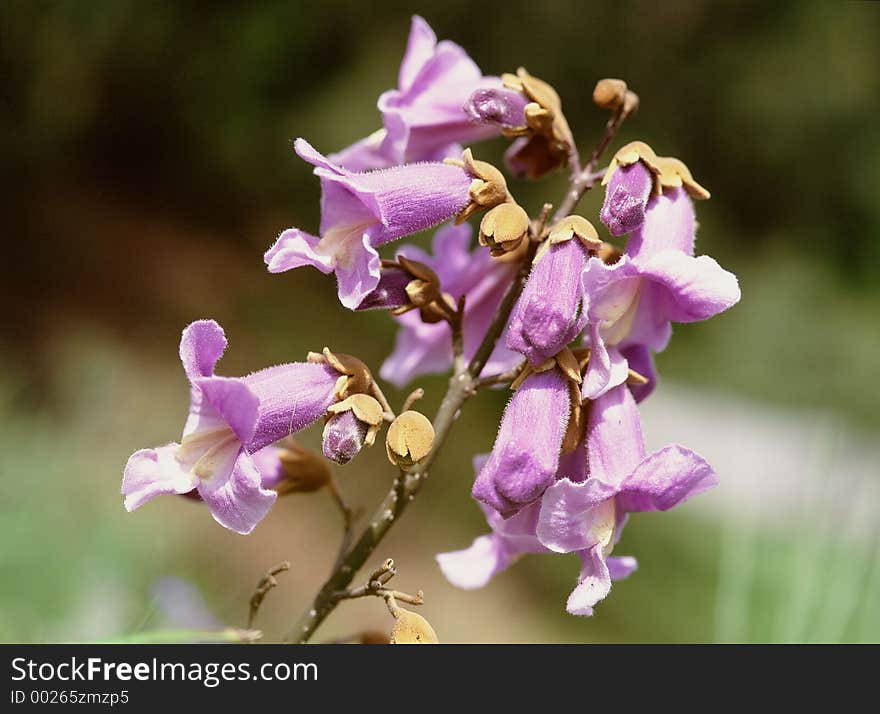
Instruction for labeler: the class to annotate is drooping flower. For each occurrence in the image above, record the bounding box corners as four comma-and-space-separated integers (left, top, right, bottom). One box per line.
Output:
379, 223, 521, 386
265, 139, 477, 309
330, 16, 500, 171
582, 156, 739, 399
537, 384, 717, 615
506, 216, 601, 366
471, 366, 575, 517
439, 385, 717, 616
121, 320, 339, 534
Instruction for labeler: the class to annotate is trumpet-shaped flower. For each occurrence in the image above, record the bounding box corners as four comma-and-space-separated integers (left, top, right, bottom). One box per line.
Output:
537, 384, 717, 614
330, 16, 500, 171
379, 223, 521, 386
581, 186, 740, 399
265, 139, 474, 310
471, 367, 571, 517
440, 385, 716, 616
507, 237, 592, 366
121, 320, 339, 534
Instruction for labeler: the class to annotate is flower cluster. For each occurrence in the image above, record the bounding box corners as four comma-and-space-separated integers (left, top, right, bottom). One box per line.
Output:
122, 16, 740, 630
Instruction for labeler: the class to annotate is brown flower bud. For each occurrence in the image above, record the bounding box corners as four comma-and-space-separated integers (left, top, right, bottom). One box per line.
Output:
385, 411, 434, 467
274, 443, 331, 495
547, 215, 601, 249
622, 90, 640, 117
359, 630, 391, 645
479, 202, 529, 256
593, 78, 628, 110
447, 148, 510, 223
389, 608, 439, 644
309, 348, 374, 399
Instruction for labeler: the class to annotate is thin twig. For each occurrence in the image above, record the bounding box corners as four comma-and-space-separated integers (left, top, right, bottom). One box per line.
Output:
451, 294, 467, 375
248, 561, 291, 629
402, 388, 425, 412
474, 360, 527, 390
326, 473, 357, 572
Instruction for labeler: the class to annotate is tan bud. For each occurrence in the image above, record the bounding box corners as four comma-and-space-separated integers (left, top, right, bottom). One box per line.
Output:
448, 149, 510, 222
385, 411, 434, 467
317, 348, 374, 399
593, 78, 628, 110
274, 443, 331, 495
397, 256, 442, 308
479, 203, 529, 256
547, 215, 601, 249
389, 608, 439, 644
655, 156, 711, 200
622, 90, 640, 117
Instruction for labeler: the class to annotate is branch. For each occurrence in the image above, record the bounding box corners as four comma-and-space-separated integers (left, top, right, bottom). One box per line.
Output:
248, 561, 291, 629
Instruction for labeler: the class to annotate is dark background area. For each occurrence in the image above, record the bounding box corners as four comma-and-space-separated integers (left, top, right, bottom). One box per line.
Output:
1, 1, 878, 643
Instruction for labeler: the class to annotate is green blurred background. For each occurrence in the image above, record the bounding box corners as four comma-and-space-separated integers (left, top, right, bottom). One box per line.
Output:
1, 0, 879, 643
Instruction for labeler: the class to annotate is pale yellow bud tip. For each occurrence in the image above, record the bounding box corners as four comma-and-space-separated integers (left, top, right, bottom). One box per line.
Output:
593, 78, 627, 110
390, 609, 439, 644
386, 411, 435, 467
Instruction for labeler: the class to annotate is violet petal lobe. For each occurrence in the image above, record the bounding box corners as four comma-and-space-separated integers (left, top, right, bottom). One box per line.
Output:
615, 444, 718, 514
566, 545, 612, 617
196, 450, 277, 535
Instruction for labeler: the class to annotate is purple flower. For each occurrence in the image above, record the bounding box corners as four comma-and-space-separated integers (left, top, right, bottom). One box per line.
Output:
600, 161, 655, 237
471, 368, 571, 517
464, 87, 530, 130
379, 223, 520, 386
439, 385, 716, 616
506, 238, 591, 366
537, 384, 717, 615
581, 186, 740, 399
329, 16, 499, 171
121, 320, 339, 534
322, 410, 368, 465
264, 139, 473, 309
437, 456, 549, 589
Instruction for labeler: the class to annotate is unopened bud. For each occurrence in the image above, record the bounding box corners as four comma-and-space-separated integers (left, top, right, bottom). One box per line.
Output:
359, 630, 391, 645
447, 149, 510, 223
592, 78, 628, 110
357, 258, 442, 313
310, 348, 374, 400
389, 608, 439, 644
273, 443, 331, 495
386, 411, 434, 467
622, 90, 639, 117
464, 87, 529, 130
480, 203, 529, 256
324, 394, 384, 464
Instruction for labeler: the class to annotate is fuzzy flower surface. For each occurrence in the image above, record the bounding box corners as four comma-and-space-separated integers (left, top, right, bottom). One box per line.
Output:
330, 16, 500, 171
439, 384, 717, 615
581, 186, 740, 399
379, 223, 520, 386
265, 139, 473, 309
121, 320, 338, 534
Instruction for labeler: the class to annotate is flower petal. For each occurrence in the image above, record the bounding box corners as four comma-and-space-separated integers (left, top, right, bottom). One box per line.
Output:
582, 325, 629, 400
264, 229, 334, 275
436, 535, 514, 590
398, 15, 438, 91
566, 545, 612, 617
197, 450, 277, 535
627, 187, 695, 260
616, 444, 718, 513
620, 344, 656, 403
586, 383, 647, 487
191, 376, 260, 447
537, 477, 620, 553
607, 555, 638, 580
637, 250, 741, 324
122, 445, 199, 512
240, 362, 339, 453
179, 320, 227, 381
472, 369, 571, 516
600, 162, 654, 237
336, 234, 382, 310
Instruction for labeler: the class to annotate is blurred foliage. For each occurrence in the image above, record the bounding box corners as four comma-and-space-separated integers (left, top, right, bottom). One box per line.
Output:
0, 1, 878, 642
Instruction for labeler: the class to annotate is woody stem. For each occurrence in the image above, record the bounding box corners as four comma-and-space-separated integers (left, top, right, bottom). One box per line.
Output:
284, 240, 536, 644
